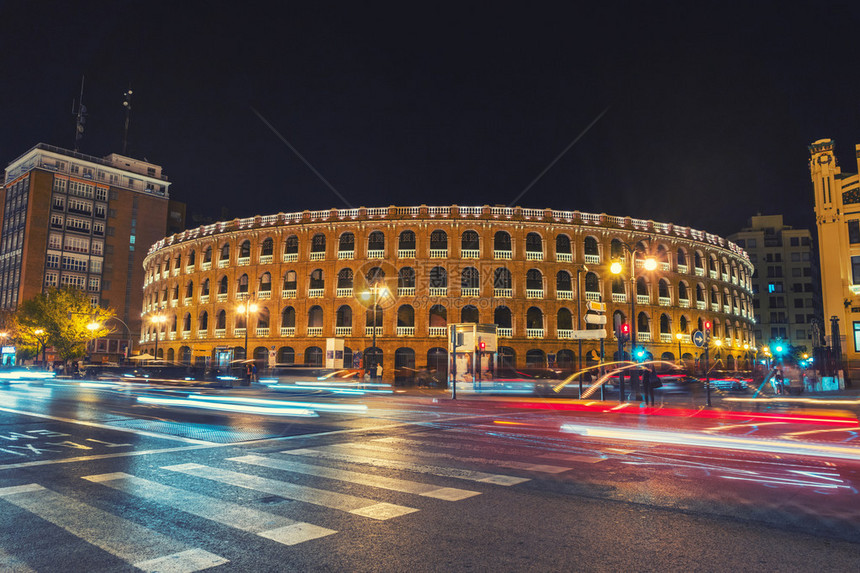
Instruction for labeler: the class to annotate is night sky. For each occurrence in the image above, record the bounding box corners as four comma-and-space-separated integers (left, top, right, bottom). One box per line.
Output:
3, 2, 860, 238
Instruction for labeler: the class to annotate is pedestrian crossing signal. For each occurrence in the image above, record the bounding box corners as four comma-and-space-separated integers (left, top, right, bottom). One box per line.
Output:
618, 323, 631, 342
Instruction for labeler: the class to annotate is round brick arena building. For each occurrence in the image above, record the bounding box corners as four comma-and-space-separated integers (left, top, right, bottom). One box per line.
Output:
141, 205, 755, 383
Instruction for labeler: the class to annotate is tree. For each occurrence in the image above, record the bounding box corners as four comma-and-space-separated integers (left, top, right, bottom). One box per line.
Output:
13, 287, 115, 364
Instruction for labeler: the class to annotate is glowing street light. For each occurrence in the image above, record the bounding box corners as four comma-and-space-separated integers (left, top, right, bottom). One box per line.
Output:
150, 315, 166, 360
360, 285, 388, 375
675, 332, 684, 364
33, 328, 49, 369
237, 301, 259, 369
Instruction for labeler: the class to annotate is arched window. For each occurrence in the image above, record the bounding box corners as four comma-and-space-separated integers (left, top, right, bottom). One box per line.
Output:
658, 278, 670, 299
494, 231, 512, 252
694, 250, 703, 269
182, 313, 191, 332
308, 305, 323, 328
397, 305, 415, 327
309, 269, 324, 290
336, 305, 352, 327
526, 307, 543, 329
201, 278, 210, 296
461, 267, 479, 290
261, 238, 273, 257
398, 267, 415, 289
285, 235, 299, 255
610, 238, 625, 259
339, 232, 355, 253
395, 348, 416, 384
282, 307, 296, 328
557, 308, 573, 330
677, 248, 687, 267
678, 281, 689, 301
256, 272, 270, 294
679, 315, 689, 333
429, 304, 447, 327
494, 306, 512, 328
636, 276, 648, 297
337, 268, 354, 289
305, 347, 323, 367
277, 347, 295, 364
239, 240, 251, 258
311, 233, 326, 253
429, 267, 447, 288
612, 310, 626, 332
461, 305, 478, 323
584, 272, 599, 295
220, 243, 230, 261
556, 234, 571, 255
172, 284, 179, 301
174, 252, 182, 270
494, 268, 512, 289
526, 233, 542, 254
185, 280, 194, 298
398, 230, 416, 251
660, 313, 671, 334
368, 231, 385, 252
428, 347, 448, 377
557, 349, 575, 369
526, 349, 546, 367
198, 311, 208, 331
238, 274, 249, 294
526, 269, 543, 290
637, 312, 650, 334
584, 236, 599, 256
284, 271, 297, 290
430, 230, 448, 251
365, 304, 383, 327
203, 246, 212, 263
696, 283, 705, 302
365, 266, 385, 286
461, 230, 480, 252
218, 276, 228, 294
556, 271, 572, 293
498, 347, 516, 370
187, 249, 196, 266
612, 277, 625, 296
216, 310, 226, 329
257, 307, 270, 329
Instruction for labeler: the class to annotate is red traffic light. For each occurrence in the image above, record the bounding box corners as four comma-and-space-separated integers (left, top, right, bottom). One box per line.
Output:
704, 321, 711, 331
478, 341, 486, 350
620, 323, 630, 334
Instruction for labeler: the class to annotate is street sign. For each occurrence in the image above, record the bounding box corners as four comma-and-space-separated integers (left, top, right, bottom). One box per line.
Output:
585, 301, 606, 312
583, 314, 607, 325
692, 330, 705, 347
568, 329, 606, 340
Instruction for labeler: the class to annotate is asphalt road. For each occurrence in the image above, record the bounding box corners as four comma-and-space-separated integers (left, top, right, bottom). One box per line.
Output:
1, 379, 859, 572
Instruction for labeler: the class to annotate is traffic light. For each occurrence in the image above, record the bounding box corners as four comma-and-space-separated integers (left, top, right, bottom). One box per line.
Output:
635, 347, 646, 361
478, 340, 486, 351
704, 320, 711, 341
619, 323, 631, 342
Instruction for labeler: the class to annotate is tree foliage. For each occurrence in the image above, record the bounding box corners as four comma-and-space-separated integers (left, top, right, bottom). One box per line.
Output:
13, 287, 116, 362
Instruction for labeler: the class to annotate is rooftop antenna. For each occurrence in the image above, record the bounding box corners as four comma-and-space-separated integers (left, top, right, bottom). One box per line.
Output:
122, 85, 133, 155
72, 76, 87, 151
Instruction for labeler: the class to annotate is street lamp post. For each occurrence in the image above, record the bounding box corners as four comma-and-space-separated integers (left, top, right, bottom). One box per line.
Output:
360, 285, 388, 376
575, 265, 588, 374
237, 298, 258, 374
34, 328, 48, 369
676, 332, 684, 365
151, 315, 166, 361
611, 246, 657, 401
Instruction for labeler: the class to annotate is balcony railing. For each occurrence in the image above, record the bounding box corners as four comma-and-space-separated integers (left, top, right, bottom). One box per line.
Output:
201, 261, 212, 271
307, 327, 323, 336
216, 293, 228, 302
461, 249, 479, 259
461, 287, 479, 297
168, 332, 176, 340
282, 289, 296, 298
186, 264, 195, 274
184, 297, 192, 306
200, 294, 210, 303
335, 326, 352, 336
308, 251, 325, 261
429, 287, 447, 296
721, 273, 729, 282
678, 298, 690, 308
557, 329, 573, 339
308, 289, 324, 297
429, 326, 447, 337
658, 296, 671, 306
233, 327, 246, 337
697, 300, 706, 310
709, 270, 718, 279
526, 289, 544, 299
585, 291, 600, 301
336, 287, 353, 297
711, 302, 720, 312
397, 249, 415, 258
526, 328, 544, 338
218, 259, 229, 268
237, 256, 250, 266
398, 287, 415, 297
676, 264, 688, 274
259, 255, 273, 264
494, 250, 512, 260
429, 249, 448, 258
660, 262, 670, 272
526, 251, 543, 261
256, 327, 270, 337
280, 327, 295, 336
695, 267, 704, 276
637, 332, 651, 342
214, 328, 226, 338
612, 292, 627, 303
494, 288, 512, 298
584, 254, 600, 264
636, 294, 650, 305
338, 250, 354, 260
283, 253, 298, 262
172, 268, 179, 276
497, 327, 512, 337
397, 326, 415, 336
556, 252, 572, 262
723, 305, 731, 314
365, 326, 383, 337
170, 299, 178, 307
659, 332, 673, 343
197, 330, 207, 339
557, 290, 573, 300
367, 249, 384, 259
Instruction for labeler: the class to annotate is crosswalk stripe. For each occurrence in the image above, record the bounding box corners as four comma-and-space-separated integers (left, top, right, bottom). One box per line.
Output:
229, 454, 481, 501
0, 484, 227, 572
368, 437, 572, 473
162, 463, 418, 520
282, 448, 530, 486
82, 472, 336, 545
0, 548, 36, 573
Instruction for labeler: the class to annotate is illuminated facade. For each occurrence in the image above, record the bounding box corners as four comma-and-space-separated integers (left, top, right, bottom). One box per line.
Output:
810, 139, 860, 370
141, 206, 755, 381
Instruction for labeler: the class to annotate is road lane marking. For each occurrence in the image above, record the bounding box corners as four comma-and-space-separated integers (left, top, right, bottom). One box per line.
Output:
368, 437, 572, 473
229, 454, 480, 501
0, 405, 213, 444
0, 444, 219, 471
282, 448, 530, 486
82, 472, 336, 545
161, 462, 418, 520
0, 483, 227, 571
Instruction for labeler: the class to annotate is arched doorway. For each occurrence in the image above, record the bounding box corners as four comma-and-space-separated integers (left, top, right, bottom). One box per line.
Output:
394, 348, 416, 386
427, 347, 448, 385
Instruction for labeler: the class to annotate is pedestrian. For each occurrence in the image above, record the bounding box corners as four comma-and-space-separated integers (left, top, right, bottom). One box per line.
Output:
641, 368, 652, 406
376, 362, 383, 380
245, 363, 252, 386
775, 369, 784, 395
251, 363, 258, 383
646, 367, 657, 405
